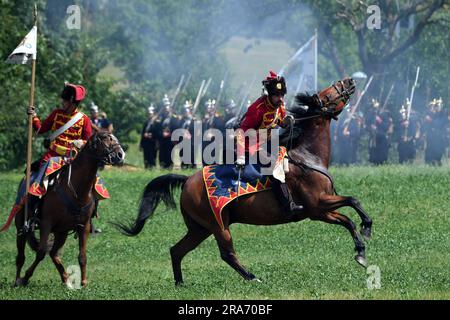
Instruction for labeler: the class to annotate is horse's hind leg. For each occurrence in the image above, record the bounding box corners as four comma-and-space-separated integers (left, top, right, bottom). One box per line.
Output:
50, 232, 69, 284
315, 211, 367, 268
214, 228, 259, 282
14, 232, 26, 286
319, 194, 372, 240
77, 223, 90, 288
19, 225, 51, 286
170, 211, 211, 286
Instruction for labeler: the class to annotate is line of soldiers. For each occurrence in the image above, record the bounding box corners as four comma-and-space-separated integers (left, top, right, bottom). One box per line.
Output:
332, 97, 449, 165
141, 93, 448, 168
140, 95, 238, 169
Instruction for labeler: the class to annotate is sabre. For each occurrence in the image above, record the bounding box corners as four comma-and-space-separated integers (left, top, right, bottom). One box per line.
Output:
344, 75, 373, 132
237, 164, 242, 201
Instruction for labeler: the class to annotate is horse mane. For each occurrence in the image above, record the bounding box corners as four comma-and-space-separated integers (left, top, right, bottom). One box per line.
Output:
279, 92, 320, 147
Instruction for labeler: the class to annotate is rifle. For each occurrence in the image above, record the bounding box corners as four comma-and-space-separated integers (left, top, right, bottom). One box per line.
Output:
171, 74, 185, 112
406, 66, 420, 123
181, 73, 192, 93
216, 80, 225, 107
215, 70, 229, 107
192, 80, 206, 115
403, 66, 420, 140
380, 83, 395, 113
201, 78, 212, 98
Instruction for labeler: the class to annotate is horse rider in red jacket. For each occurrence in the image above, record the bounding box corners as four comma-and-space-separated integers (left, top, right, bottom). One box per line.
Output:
28, 83, 92, 163
26, 83, 92, 220
235, 71, 302, 214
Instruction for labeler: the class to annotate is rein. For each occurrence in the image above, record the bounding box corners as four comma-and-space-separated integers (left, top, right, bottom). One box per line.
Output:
286, 152, 338, 195
55, 187, 94, 228
86, 135, 121, 164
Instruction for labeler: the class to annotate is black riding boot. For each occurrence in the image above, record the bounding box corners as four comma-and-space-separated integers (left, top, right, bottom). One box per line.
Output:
24, 195, 40, 231
272, 180, 303, 214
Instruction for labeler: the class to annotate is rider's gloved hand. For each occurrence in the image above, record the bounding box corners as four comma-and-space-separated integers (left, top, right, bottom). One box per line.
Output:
72, 139, 85, 149
235, 154, 245, 169
27, 106, 36, 117
283, 114, 294, 127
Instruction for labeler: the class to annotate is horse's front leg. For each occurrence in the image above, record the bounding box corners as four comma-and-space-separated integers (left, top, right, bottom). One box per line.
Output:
19, 225, 51, 286
318, 194, 372, 240
77, 221, 90, 288
50, 232, 69, 284
14, 213, 26, 286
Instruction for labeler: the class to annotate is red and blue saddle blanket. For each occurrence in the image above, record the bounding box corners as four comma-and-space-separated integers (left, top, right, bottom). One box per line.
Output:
203, 147, 287, 230
1, 157, 109, 232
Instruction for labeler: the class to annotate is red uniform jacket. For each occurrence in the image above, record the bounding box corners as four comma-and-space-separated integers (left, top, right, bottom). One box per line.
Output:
33, 108, 92, 162
237, 95, 286, 155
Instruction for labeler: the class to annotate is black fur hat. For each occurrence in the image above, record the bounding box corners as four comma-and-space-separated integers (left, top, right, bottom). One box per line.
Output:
262, 71, 287, 96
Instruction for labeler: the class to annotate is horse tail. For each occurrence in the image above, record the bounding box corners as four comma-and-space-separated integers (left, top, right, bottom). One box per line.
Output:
26, 232, 39, 251
26, 231, 53, 253
114, 174, 188, 236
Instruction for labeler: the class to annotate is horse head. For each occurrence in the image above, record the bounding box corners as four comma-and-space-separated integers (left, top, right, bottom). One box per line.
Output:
85, 131, 125, 165
292, 77, 356, 119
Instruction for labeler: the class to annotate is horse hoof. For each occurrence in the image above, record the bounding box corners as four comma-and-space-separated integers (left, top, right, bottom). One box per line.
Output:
251, 278, 262, 283
175, 281, 184, 287
360, 227, 372, 241
355, 255, 368, 268
14, 278, 28, 287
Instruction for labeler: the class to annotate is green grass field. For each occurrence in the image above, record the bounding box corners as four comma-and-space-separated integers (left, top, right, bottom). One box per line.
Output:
0, 165, 449, 300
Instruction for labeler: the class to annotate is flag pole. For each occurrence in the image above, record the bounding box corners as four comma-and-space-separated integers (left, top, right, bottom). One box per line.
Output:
24, 4, 38, 230
314, 28, 318, 91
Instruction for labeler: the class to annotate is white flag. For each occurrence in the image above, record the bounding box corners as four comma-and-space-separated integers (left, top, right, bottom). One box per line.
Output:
279, 34, 317, 95
6, 26, 37, 64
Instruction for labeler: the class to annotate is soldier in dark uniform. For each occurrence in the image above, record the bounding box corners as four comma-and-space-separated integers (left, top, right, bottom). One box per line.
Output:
89, 103, 101, 130
396, 102, 420, 164
424, 98, 447, 165
140, 104, 160, 168
203, 99, 226, 131
368, 99, 393, 165
223, 99, 237, 127
179, 101, 196, 168
202, 99, 225, 165
336, 107, 364, 165
158, 94, 179, 168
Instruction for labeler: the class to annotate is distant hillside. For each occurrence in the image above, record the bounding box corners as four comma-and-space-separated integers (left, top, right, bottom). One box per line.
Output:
98, 36, 295, 99
220, 36, 294, 99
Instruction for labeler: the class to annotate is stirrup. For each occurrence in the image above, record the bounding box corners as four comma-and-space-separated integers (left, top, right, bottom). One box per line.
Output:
289, 202, 303, 212
29, 216, 40, 232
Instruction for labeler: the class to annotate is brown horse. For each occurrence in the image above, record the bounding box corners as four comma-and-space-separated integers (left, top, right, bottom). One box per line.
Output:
13, 131, 125, 287
117, 77, 373, 285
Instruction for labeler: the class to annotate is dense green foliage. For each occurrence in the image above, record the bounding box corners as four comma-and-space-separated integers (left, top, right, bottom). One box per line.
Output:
0, 166, 449, 299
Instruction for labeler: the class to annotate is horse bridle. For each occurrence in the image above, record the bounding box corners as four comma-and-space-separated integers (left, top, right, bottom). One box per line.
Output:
88, 134, 122, 165
287, 79, 354, 149
306, 80, 355, 121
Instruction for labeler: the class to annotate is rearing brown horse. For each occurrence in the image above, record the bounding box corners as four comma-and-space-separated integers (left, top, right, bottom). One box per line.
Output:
118, 77, 373, 285
13, 131, 125, 287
